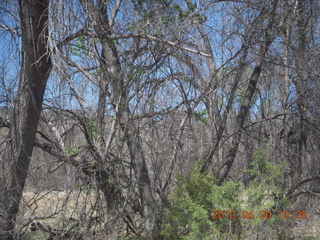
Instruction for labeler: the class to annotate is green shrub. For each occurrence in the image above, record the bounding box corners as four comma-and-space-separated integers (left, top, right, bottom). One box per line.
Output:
161, 150, 288, 239
161, 165, 242, 240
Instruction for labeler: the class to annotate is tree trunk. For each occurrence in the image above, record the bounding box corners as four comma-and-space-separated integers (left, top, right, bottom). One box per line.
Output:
0, 1, 51, 239
80, 1, 156, 237
291, 0, 307, 179
218, 0, 278, 184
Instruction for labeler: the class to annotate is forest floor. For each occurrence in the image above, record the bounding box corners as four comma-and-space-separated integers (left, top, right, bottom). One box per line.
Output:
19, 191, 320, 240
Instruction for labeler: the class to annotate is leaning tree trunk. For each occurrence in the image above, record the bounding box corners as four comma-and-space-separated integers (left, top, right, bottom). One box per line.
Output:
0, 1, 51, 239
218, 0, 278, 184
79, 1, 156, 238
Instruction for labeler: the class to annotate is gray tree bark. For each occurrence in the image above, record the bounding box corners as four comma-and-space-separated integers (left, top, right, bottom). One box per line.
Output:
0, 1, 51, 239
218, 0, 279, 184
80, 1, 156, 237
294, 0, 308, 178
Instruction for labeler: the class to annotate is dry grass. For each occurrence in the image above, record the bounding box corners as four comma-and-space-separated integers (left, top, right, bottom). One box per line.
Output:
18, 190, 320, 239
19, 190, 103, 226
19, 190, 130, 239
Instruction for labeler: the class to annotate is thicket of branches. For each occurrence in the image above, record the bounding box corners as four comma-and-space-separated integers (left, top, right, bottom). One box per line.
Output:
1, 0, 320, 239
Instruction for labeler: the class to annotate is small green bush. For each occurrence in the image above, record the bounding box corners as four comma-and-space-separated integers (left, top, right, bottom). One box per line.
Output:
161, 165, 242, 240
161, 150, 288, 239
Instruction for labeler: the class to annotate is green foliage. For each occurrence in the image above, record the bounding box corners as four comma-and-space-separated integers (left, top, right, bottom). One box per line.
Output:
161, 166, 241, 240
241, 148, 289, 227
127, 65, 146, 83
71, 35, 88, 57
192, 13, 207, 24
171, 2, 206, 24
246, 148, 285, 188
160, 15, 175, 25
193, 109, 208, 124
162, 150, 288, 239
92, 67, 104, 77
65, 146, 80, 156
85, 119, 98, 141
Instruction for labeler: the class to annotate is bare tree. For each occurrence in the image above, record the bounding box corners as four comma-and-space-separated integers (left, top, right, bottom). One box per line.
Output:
0, 0, 51, 239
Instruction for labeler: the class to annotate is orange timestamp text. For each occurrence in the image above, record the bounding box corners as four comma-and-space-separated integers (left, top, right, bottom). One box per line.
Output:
211, 209, 309, 220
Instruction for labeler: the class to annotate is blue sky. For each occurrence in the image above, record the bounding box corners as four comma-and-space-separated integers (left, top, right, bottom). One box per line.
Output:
0, 0, 289, 121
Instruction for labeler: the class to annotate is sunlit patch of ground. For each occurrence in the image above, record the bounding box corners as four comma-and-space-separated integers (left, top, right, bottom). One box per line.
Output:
18, 190, 128, 240
19, 190, 103, 226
